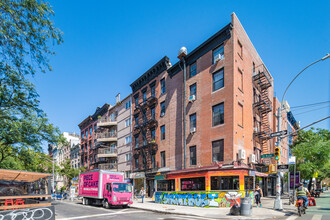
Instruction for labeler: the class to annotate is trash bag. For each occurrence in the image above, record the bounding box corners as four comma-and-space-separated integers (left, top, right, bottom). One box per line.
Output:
230, 204, 241, 215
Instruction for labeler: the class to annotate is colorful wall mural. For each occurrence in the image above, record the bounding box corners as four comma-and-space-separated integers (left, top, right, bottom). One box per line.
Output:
155, 191, 254, 208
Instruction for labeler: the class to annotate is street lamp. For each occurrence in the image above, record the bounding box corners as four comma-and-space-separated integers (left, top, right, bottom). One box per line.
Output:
274, 53, 330, 210
178, 47, 188, 169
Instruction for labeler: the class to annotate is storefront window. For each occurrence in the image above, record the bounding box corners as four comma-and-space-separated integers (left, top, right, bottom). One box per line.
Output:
211, 176, 240, 190
181, 177, 205, 191
157, 180, 175, 191
244, 176, 254, 190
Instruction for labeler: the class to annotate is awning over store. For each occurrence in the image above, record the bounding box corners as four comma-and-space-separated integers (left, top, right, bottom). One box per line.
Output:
255, 171, 269, 177
0, 169, 51, 182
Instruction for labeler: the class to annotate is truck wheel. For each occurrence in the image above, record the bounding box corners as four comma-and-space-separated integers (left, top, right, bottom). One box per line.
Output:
123, 205, 128, 208
82, 198, 86, 205
105, 200, 110, 209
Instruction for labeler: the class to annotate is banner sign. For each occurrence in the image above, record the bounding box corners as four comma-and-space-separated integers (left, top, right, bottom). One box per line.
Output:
290, 172, 300, 189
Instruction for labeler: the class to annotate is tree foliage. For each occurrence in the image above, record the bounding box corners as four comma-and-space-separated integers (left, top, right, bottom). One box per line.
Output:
0, 0, 63, 167
291, 128, 330, 183
58, 159, 85, 187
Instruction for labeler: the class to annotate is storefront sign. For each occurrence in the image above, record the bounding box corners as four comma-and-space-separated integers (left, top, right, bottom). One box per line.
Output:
290, 172, 300, 189
248, 170, 255, 176
130, 172, 145, 179
155, 175, 165, 180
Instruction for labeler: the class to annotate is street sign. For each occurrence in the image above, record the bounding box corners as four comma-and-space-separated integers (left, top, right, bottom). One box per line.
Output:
270, 130, 288, 138
288, 156, 296, 164
277, 164, 289, 172
261, 153, 275, 158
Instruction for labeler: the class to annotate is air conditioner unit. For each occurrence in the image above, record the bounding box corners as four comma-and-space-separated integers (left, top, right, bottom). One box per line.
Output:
214, 54, 223, 62
190, 127, 196, 133
160, 112, 165, 117
188, 95, 196, 102
253, 127, 258, 132
249, 154, 256, 164
238, 149, 246, 160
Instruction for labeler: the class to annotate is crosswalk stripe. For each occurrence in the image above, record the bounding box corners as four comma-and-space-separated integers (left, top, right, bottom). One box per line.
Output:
311, 215, 323, 220
286, 215, 298, 220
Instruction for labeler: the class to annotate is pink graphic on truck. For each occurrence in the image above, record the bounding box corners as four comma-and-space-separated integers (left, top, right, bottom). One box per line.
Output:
79, 172, 99, 197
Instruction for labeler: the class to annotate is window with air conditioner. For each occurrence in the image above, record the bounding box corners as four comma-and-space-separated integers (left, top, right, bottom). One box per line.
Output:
190, 113, 196, 133
213, 45, 224, 64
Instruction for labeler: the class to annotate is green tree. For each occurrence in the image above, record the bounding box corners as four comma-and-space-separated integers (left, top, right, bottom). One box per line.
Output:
0, 0, 63, 167
58, 159, 85, 188
291, 128, 330, 190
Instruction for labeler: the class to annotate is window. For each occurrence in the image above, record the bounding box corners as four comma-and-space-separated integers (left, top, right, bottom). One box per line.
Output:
160, 125, 165, 140
135, 157, 139, 170
160, 78, 165, 94
245, 176, 254, 190
125, 153, 131, 161
190, 83, 196, 97
135, 96, 139, 105
253, 62, 256, 75
143, 90, 147, 101
213, 45, 224, 63
110, 112, 116, 121
135, 116, 139, 126
81, 133, 84, 139
157, 180, 175, 191
160, 101, 165, 116
190, 146, 196, 166
142, 111, 147, 123
238, 103, 243, 127
89, 127, 92, 136
238, 68, 243, 92
151, 106, 155, 119
94, 124, 97, 132
125, 118, 131, 127
212, 139, 224, 162
190, 113, 196, 131
181, 177, 205, 191
238, 40, 243, 58
125, 136, 131, 144
126, 101, 131, 109
189, 62, 197, 77
151, 84, 156, 97
135, 136, 139, 148
212, 103, 224, 126
212, 69, 224, 91
143, 136, 147, 146
85, 130, 88, 138
151, 154, 155, 168
151, 128, 156, 141
211, 176, 240, 190
161, 151, 166, 167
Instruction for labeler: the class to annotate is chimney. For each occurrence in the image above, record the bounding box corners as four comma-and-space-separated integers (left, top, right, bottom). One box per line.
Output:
116, 93, 121, 104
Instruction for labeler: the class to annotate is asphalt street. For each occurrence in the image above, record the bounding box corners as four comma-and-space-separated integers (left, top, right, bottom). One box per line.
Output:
54, 201, 218, 220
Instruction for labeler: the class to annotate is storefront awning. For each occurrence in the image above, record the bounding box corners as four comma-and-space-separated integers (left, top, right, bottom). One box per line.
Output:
0, 169, 51, 182
255, 171, 268, 177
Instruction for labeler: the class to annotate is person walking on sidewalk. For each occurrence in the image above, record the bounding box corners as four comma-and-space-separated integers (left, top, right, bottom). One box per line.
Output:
140, 187, 146, 203
255, 184, 263, 207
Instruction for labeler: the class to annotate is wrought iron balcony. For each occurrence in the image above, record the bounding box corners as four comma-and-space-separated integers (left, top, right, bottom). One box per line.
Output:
253, 64, 273, 91
253, 95, 272, 114
99, 163, 117, 170
97, 148, 117, 158
97, 117, 117, 128
96, 132, 117, 143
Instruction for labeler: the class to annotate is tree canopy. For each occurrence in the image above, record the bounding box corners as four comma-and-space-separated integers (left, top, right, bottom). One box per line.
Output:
0, 0, 63, 168
291, 128, 330, 185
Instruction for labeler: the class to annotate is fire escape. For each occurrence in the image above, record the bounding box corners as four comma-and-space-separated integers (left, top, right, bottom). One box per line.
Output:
253, 64, 273, 154
133, 96, 158, 172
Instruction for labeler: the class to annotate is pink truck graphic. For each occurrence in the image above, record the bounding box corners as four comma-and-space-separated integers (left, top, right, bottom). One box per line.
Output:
79, 170, 133, 208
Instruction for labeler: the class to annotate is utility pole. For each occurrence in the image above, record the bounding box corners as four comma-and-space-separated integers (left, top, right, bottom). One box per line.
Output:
274, 106, 283, 210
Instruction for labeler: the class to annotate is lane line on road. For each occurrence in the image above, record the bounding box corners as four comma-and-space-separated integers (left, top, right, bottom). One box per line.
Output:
286, 215, 298, 220
57, 210, 145, 220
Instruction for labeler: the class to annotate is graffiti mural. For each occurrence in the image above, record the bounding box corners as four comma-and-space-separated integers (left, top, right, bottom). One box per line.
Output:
155, 191, 253, 208
0, 205, 55, 220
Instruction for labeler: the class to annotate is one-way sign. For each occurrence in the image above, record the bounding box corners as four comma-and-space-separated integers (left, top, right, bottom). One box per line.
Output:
278, 164, 289, 172
270, 130, 287, 138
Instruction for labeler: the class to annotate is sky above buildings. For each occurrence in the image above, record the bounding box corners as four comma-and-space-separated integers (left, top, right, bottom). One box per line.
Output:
32, 0, 330, 137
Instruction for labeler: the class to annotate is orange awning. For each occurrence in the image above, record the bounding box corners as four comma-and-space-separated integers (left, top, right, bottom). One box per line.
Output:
0, 169, 51, 182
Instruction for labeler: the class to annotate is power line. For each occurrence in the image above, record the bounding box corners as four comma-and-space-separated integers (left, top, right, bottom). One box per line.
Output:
290, 101, 330, 109
294, 105, 330, 116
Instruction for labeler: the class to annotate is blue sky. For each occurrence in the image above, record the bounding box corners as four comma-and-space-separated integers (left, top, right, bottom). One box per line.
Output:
32, 0, 330, 137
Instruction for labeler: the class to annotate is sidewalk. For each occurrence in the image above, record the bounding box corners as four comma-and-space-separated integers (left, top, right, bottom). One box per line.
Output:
130, 196, 297, 219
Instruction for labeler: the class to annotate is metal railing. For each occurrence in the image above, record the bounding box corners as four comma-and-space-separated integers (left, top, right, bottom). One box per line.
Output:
96, 132, 117, 139
99, 163, 117, 170
98, 148, 117, 155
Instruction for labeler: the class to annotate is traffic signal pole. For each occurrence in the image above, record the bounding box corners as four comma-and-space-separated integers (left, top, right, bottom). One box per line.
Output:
274, 106, 283, 210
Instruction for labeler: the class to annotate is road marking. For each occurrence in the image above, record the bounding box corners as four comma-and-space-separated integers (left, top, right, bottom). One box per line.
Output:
171, 215, 219, 220
286, 215, 298, 220
57, 210, 145, 220
311, 215, 323, 220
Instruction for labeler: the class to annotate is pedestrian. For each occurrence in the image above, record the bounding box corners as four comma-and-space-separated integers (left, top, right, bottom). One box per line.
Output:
140, 187, 146, 203
296, 182, 310, 208
254, 184, 263, 207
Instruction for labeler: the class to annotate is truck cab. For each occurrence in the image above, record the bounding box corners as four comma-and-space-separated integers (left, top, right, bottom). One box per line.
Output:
103, 182, 133, 208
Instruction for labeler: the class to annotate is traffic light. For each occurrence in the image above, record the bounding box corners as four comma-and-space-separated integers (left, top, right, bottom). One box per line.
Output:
274, 147, 280, 161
